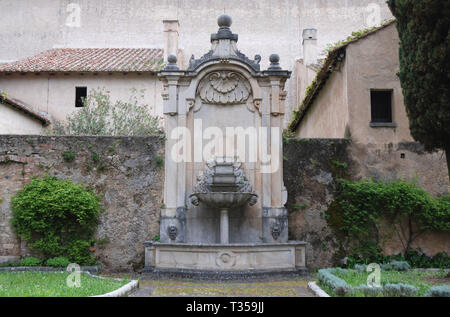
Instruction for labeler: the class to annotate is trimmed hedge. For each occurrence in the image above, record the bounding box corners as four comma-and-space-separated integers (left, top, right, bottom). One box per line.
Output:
317, 269, 351, 296
317, 268, 445, 297
384, 283, 418, 297
425, 285, 450, 297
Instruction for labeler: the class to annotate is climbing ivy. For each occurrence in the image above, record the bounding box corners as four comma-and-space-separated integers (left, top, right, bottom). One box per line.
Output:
327, 179, 450, 260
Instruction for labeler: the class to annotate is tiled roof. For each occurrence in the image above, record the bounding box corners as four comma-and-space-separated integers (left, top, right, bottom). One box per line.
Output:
0, 94, 51, 125
288, 20, 396, 132
0, 48, 164, 73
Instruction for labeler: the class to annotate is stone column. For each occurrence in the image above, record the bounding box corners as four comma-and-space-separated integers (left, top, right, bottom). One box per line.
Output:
261, 55, 291, 243
158, 58, 186, 243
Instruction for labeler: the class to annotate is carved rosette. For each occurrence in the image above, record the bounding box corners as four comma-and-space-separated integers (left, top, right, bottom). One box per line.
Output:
197, 71, 251, 105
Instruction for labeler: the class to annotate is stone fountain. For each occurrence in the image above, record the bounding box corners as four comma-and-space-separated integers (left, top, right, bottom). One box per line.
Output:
189, 157, 258, 244
144, 14, 307, 277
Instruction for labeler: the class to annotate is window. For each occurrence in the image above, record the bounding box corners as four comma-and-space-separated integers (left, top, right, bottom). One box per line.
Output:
75, 87, 87, 107
370, 90, 392, 123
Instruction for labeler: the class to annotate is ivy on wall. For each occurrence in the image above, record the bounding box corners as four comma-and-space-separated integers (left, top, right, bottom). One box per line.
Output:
326, 179, 450, 262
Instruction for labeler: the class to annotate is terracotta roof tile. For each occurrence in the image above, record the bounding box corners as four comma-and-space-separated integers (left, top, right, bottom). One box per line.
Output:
0, 48, 164, 73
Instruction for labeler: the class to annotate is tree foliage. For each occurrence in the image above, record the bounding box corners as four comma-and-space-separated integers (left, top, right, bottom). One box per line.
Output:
50, 87, 162, 136
387, 0, 450, 176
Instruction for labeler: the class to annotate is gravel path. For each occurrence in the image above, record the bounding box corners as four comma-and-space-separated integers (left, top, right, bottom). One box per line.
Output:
129, 278, 315, 297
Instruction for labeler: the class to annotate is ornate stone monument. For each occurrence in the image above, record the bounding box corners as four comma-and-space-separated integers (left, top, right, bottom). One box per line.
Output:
144, 14, 306, 276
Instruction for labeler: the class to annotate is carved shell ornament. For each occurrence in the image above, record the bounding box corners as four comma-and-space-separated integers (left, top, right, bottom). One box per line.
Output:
198, 71, 251, 105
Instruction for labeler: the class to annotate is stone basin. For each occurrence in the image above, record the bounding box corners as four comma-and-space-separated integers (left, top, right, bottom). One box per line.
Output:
191, 192, 257, 209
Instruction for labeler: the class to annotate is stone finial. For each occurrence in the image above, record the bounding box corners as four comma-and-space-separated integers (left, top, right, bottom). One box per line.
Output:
268, 54, 281, 70
218, 14, 232, 28
164, 54, 179, 71
211, 14, 238, 42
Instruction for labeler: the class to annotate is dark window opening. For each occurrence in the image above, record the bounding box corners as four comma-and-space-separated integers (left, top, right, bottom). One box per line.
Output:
75, 87, 87, 107
371, 90, 392, 123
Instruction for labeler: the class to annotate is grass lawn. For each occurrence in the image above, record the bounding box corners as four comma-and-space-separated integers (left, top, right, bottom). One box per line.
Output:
319, 269, 449, 297
0, 272, 130, 297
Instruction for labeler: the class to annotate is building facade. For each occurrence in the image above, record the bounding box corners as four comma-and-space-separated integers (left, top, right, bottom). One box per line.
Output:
289, 22, 449, 195
0, 0, 394, 131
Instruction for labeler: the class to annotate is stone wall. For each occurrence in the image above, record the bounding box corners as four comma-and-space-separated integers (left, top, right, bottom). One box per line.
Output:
0, 135, 164, 272
0, 136, 447, 271
284, 138, 351, 268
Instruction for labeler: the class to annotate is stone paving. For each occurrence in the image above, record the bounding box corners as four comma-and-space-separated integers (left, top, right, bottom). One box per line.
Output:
129, 278, 315, 297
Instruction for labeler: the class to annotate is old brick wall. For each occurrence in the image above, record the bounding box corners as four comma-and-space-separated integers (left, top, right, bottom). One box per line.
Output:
0, 135, 164, 272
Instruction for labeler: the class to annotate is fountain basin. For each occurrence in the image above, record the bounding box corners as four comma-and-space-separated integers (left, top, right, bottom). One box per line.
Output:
143, 241, 307, 278
190, 192, 257, 209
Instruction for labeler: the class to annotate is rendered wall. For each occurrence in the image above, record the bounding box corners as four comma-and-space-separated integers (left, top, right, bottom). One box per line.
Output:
346, 23, 411, 145
294, 58, 349, 139
0, 73, 162, 122
0, 102, 46, 135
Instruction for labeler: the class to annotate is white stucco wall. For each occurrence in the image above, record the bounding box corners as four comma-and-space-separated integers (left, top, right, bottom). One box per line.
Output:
0, 0, 394, 126
294, 57, 349, 139
0, 102, 46, 134
0, 73, 162, 122
294, 24, 416, 145
346, 23, 413, 145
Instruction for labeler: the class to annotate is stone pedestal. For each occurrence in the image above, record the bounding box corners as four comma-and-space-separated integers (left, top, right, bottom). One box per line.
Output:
144, 241, 307, 273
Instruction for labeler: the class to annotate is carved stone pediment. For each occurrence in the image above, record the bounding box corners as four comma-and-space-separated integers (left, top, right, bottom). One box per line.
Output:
197, 71, 251, 105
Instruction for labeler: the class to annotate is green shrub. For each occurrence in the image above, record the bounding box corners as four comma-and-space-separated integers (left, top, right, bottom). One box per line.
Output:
62, 150, 75, 162
425, 285, 450, 297
328, 179, 450, 262
11, 175, 101, 265
317, 268, 351, 296
390, 260, 410, 271
46, 257, 71, 267
20, 257, 42, 267
383, 283, 418, 297
344, 249, 450, 269
353, 285, 383, 297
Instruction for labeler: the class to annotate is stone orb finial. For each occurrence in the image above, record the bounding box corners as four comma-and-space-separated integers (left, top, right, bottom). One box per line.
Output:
269, 54, 280, 63
218, 14, 232, 28
167, 54, 177, 63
